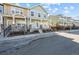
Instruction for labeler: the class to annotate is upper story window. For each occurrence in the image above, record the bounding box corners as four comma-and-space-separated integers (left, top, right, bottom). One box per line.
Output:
11, 10, 15, 14
11, 7, 16, 14
11, 7, 22, 15
38, 13, 41, 17
16, 8, 20, 14
21, 11, 23, 14
0, 9, 2, 13
20, 9, 23, 14
16, 10, 19, 14
31, 11, 34, 16
44, 15, 46, 18
0, 5, 3, 14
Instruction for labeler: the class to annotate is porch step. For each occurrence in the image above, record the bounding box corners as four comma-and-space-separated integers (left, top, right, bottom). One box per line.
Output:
38, 29, 43, 33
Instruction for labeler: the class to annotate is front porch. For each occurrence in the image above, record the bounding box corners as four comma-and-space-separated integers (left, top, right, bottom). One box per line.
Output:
2, 14, 30, 37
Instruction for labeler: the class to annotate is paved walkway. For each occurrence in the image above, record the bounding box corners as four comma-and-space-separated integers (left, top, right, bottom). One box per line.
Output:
0, 32, 56, 41
55, 32, 79, 43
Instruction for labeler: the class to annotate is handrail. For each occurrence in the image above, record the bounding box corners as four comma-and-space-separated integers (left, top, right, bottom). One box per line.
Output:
4, 25, 12, 37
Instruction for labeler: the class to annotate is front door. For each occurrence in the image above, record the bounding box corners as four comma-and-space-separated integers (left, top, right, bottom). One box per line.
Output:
7, 20, 13, 26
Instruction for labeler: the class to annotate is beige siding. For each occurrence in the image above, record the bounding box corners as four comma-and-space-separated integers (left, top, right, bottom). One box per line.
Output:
16, 19, 25, 24
4, 4, 12, 15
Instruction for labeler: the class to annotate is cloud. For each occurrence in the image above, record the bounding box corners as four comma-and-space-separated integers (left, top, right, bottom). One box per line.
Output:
57, 3, 61, 6
42, 3, 61, 9
42, 3, 51, 9
25, 3, 31, 7
54, 8, 58, 11
64, 10, 70, 14
64, 6, 69, 10
70, 6, 74, 10
52, 8, 59, 13
43, 5, 49, 8
48, 8, 52, 11
52, 10, 56, 13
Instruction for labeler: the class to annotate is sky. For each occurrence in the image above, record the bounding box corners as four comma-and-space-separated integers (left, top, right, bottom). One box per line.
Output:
16, 3, 79, 19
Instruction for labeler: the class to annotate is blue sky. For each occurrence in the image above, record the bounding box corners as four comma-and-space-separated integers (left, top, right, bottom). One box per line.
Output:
16, 3, 79, 19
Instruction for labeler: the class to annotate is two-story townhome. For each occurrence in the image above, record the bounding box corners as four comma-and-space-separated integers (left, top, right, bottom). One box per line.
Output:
3, 3, 30, 33
29, 5, 49, 32
0, 3, 50, 36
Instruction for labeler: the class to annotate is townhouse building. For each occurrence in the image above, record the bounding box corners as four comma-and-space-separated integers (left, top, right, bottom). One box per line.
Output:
48, 15, 74, 27
29, 5, 49, 32
0, 3, 49, 36
30, 5, 48, 24
3, 3, 30, 32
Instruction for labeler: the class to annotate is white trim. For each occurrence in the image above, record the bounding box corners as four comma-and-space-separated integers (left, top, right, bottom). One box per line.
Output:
12, 15, 15, 24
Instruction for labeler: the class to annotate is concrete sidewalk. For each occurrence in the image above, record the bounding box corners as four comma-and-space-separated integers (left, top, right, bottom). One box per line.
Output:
55, 32, 79, 43
0, 32, 56, 41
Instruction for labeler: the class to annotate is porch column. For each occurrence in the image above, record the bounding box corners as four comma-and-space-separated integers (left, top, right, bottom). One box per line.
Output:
12, 15, 15, 24
30, 17, 32, 24
0, 15, 3, 24
12, 15, 15, 31
0, 15, 3, 33
29, 10, 31, 24
25, 17, 27, 31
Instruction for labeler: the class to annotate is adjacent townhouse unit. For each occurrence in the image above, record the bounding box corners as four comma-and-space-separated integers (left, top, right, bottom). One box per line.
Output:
48, 15, 77, 30
0, 3, 30, 36
48, 15, 75, 26
3, 3, 30, 32
48, 15, 60, 27
29, 5, 49, 32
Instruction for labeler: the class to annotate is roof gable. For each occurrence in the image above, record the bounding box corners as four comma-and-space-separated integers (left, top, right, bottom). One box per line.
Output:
31, 5, 48, 14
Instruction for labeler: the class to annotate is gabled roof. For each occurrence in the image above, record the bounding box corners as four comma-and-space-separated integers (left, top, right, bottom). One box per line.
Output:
30, 4, 48, 14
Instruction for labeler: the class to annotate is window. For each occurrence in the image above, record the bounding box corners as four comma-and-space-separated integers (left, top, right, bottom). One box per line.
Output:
16, 8, 20, 14
31, 11, 34, 16
12, 10, 15, 14
20, 10, 22, 14
16, 8, 22, 15
44, 15, 46, 18
0, 5, 3, 14
11, 7, 22, 15
11, 7, 16, 14
21, 11, 22, 14
38, 13, 41, 17
16, 10, 19, 13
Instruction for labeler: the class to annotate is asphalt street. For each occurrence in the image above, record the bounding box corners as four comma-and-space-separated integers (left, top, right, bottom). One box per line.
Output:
0, 30, 79, 55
